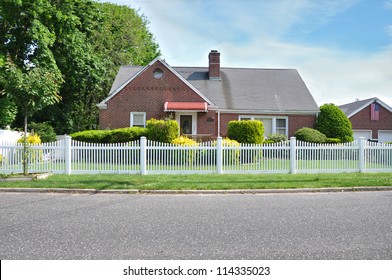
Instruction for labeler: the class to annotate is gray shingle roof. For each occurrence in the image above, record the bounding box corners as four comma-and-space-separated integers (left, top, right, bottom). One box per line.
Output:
339, 97, 392, 118
107, 63, 319, 113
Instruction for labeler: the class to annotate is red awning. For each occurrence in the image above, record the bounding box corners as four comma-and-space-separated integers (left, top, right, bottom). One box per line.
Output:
164, 102, 208, 112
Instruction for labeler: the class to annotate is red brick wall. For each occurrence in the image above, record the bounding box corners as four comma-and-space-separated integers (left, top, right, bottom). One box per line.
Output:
288, 115, 317, 136
99, 60, 206, 129
196, 111, 217, 135
349, 105, 392, 139
218, 113, 239, 137
216, 113, 316, 138
99, 60, 318, 138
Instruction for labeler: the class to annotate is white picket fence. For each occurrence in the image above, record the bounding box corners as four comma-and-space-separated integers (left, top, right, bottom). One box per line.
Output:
0, 136, 391, 175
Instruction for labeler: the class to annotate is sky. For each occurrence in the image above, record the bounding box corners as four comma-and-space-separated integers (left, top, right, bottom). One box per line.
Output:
105, 0, 392, 107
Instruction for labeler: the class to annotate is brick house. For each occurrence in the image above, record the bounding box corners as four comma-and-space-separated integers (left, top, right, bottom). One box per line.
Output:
98, 50, 319, 139
339, 97, 392, 142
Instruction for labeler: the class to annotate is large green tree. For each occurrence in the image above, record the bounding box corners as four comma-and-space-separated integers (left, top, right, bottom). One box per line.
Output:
93, 2, 161, 94
1, 0, 160, 134
35, 0, 106, 133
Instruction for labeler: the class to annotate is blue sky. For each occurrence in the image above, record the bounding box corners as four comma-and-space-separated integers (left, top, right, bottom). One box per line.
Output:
106, 0, 392, 107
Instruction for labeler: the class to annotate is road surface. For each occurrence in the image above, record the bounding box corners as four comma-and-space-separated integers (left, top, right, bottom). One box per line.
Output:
0, 191, 391, 259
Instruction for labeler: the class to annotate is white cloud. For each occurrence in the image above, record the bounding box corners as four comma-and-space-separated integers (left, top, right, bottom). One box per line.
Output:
200, 38, 392, 107
107, 0, 392, 107
387, 25, 392, 37
385, 0, 392, 9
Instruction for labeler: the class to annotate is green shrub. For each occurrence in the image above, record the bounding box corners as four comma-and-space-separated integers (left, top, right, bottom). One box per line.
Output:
147, 119, 179, 143
70, 130, 107, 143
316, 103, 354, 142
227, 120, 264, 144
326, 138, 341, 144
267, 134, 288, 143
295, 127, 327, 143
103, 127, 147, 143
70, 127, 147, 143
29, 122, 57, 143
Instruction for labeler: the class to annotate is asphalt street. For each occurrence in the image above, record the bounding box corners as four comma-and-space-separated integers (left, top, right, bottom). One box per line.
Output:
0, 191, 391, 259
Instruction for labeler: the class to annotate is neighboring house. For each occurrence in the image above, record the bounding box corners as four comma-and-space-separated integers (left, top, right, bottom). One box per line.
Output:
339, 97, 392, 142
98, 50, 319, 139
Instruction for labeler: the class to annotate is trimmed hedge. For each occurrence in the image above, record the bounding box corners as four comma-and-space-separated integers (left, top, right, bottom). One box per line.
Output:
267, 134, 288, 143
70, 127, 148, 143
147, 119, 179, 143
326, 138, 341, 144
295, 127, 327, 143
227, 120, 264, 144
316, 103, 354, 142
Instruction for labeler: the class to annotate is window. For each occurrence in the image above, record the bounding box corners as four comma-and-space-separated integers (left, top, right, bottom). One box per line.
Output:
130, 112, 146, 127
239, 116, 288, 138
276, 118, 287, 135
153, 68, 164, 79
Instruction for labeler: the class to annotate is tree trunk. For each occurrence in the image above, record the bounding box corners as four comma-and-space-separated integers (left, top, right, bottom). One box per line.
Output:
23, 114, 28, 175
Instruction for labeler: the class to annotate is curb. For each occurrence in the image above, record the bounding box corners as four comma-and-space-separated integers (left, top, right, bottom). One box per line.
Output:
0, 186, 391, 195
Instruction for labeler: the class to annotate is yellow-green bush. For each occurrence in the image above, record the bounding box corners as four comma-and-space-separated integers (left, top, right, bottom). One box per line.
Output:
171, 136, 198, 165
210, 138, 241, 164
17, 134, 42, 163
172, 136, 198, 146
18, 134, 42, 144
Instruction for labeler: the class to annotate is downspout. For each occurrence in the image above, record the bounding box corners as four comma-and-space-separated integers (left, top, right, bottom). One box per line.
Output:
218, 110, 221, 137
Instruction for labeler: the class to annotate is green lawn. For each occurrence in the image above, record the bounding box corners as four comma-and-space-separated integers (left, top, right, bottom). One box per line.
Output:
0, 172, 391, 190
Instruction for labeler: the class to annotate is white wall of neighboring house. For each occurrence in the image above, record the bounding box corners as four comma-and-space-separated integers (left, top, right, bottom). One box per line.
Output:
352, 130, 372, 141
0, 129, 23, 157
378, 130, 392, 143
0, 129, 22, 143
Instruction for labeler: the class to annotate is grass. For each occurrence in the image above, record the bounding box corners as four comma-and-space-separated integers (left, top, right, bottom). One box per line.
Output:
0, 172, 391, 190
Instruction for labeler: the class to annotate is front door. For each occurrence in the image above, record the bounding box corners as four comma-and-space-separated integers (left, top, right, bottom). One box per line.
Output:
180, 115, 192, 134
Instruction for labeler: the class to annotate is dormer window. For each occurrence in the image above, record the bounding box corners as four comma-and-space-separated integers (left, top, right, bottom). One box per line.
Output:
153, 68, 164, 79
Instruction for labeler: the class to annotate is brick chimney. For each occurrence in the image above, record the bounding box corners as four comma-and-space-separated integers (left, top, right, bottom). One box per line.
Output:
208, 50, 220, 80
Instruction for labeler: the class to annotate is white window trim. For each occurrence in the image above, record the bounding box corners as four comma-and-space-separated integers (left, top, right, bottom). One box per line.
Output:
130, 112, 146, 128
176, 112, 197, 135
238, 115, 288, 137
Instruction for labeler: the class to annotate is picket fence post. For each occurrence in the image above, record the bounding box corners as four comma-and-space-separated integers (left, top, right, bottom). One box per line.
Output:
358, 137, 366, 173
290, 137, 297, 174
216, 137, 223, 174
140, 136, 147, 175
64, 135, 72, 175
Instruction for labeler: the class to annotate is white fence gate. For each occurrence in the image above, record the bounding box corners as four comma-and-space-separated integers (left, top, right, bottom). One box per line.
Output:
0, 136, 391, 175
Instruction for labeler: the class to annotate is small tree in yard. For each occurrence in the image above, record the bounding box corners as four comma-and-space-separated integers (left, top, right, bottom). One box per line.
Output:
2, 62, 62, 174
316, 103, 354, 142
